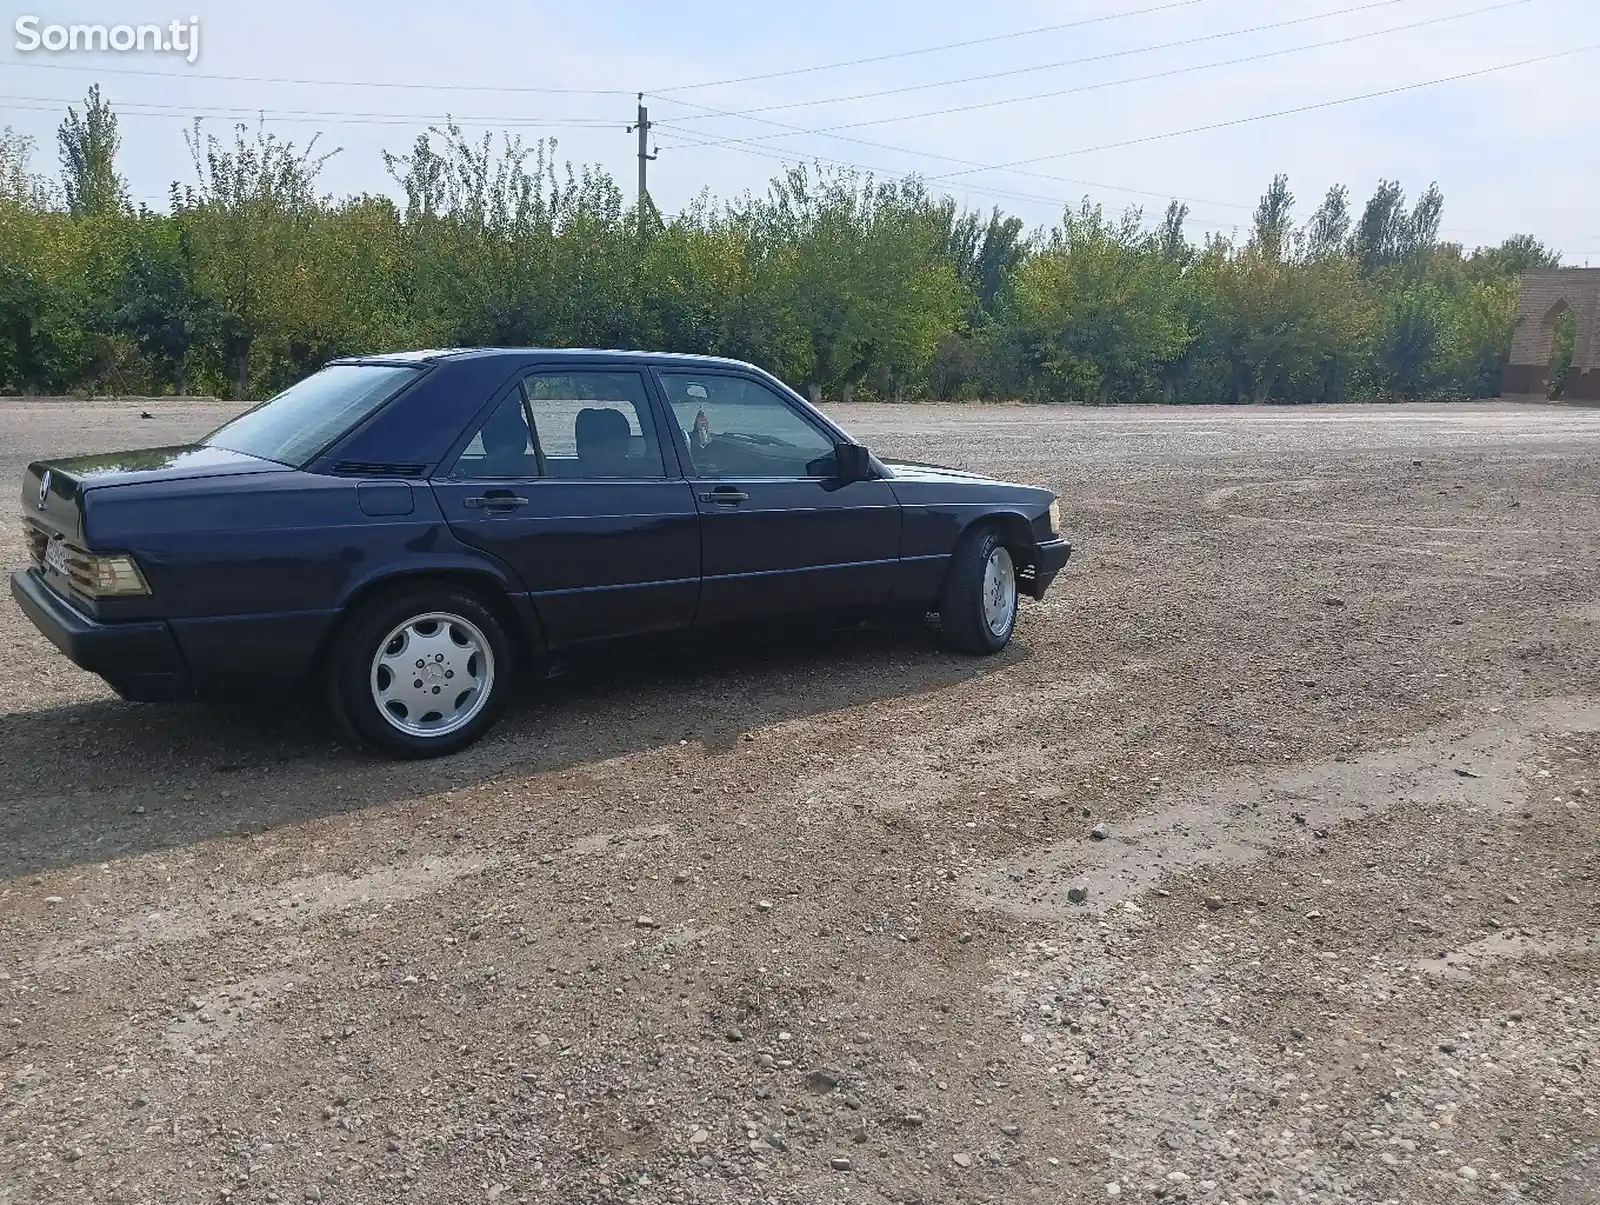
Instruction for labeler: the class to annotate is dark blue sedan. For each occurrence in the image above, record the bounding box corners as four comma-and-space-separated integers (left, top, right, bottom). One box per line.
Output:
13, 350, 1071, 756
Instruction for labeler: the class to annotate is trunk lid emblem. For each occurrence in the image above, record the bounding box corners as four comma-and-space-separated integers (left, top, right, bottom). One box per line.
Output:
37, 470, 51, 511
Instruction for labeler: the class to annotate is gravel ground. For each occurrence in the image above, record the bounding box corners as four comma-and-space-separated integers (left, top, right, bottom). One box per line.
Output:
1, 398, 1597, 1205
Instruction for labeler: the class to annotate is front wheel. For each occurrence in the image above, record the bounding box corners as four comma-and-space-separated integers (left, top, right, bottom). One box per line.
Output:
938, 527, 1019, 655
331, 587, 515, 758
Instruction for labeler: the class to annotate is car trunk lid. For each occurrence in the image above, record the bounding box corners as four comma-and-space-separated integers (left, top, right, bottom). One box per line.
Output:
21, 445, 291, 568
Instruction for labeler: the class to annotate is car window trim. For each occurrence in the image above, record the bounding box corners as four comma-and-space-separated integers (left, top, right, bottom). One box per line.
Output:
435, 363, 684, 485
651, 368, 840, 482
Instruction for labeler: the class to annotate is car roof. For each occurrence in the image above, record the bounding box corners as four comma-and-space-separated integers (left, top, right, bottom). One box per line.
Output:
330, 348, 766, 372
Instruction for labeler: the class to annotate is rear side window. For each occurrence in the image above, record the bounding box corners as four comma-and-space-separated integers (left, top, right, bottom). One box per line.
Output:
521, 371, 665, 479
203, 364, 421, 467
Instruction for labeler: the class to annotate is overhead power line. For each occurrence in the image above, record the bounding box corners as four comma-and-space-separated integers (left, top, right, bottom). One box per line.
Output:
0, 58, 630, 95
935, 42, 1600, 179
645, 0, 1527, 184
649, 0, 1206, 93
656, 0, 1424, 123
0, 94, 621, 128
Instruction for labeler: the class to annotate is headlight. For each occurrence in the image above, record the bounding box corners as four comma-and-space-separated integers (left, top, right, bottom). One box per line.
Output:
1047, 501, 1062, 537
62, 547, 151, 597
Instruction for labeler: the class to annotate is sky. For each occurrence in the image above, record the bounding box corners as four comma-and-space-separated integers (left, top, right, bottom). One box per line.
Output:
2, 0, 1597, 259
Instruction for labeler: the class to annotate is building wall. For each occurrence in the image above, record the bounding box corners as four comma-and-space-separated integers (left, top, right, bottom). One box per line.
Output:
1506, 269, 1600, 399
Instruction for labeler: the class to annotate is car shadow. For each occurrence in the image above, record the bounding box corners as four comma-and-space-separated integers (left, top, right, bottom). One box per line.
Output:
0, 624, 1024, 879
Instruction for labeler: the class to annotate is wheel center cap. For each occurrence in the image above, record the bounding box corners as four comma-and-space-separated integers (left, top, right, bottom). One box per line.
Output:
423, 663, 446, 683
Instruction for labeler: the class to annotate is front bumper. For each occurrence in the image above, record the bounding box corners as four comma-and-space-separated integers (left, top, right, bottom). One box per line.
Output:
1025, 538, 1073, 600
10, 569, 190, 701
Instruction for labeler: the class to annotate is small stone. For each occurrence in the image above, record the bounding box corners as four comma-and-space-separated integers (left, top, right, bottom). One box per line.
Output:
635, 916, 658, 929
673, 871, 689, 884
64, 1147, 84, 1162
1105, 1184, 1121, 1198
952, 1152, 973, 1168
1323, 597, 1345, 607
725, 1027, 744, 1042
758, 1053, 775, 1069
756, 899, 774, 913
1458, 1166, 1478, 1180
807, 1068, 841, 1092
958, 931, 973, 944
850, 1125, 868, 1144
1305, 910, 1324, 921
401, 975, 417, 985
830, 1156, 852, 1171
1204, 896, 1224, 911
386, 1138, 402, 1152
1166, 1170, 1189, 1183
133, 804, 146, 815
132, 1095, 148, 1109
1067, 886, 1089, 904
1090, 823, 1109, 841
44, 895, 63, 905
1000, 1124, 1020, 1137
901, 1113, 925, 1126
534, 1033, 552, 1048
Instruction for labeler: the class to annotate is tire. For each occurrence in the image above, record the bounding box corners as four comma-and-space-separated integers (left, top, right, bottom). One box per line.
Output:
938, 526, 1020, 655
330, 586, 515, 758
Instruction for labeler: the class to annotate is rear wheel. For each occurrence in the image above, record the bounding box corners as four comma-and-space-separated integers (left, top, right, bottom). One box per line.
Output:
938, 526, 1019, 655
331, 586, 514, 758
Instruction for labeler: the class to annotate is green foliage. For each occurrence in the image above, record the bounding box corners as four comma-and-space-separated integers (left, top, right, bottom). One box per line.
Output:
1014, 203, 1190, 403
0, 91, 1561, 405
58, 85, 125, 218
1549, 307, 1578, 400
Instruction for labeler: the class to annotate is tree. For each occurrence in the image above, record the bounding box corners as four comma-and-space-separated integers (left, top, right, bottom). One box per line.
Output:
1305, 186, 1351, 258
1251, 174, 1295, 260
1352, 180, 1408, 274
1, 127, 55, 209
58, 86, 125, 218
178, 121, 338, 398
112, 220, 206, 394
1014, 202, 1191, 403
1158, 201, 1192, 265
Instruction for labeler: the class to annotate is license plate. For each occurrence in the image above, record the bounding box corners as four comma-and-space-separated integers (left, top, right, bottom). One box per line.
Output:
43, 536, 67, 577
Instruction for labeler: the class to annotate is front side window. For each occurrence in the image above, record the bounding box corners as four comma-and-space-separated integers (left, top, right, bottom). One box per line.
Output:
657, 373, 836, 479
522, 371, 665, 479
203, 363, 421, 467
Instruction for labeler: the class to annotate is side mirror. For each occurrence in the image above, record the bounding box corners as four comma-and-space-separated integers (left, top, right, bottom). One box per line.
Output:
834, 441, 872, 484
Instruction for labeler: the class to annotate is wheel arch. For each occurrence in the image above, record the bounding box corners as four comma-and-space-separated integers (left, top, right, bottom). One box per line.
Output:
937, 509, 1039, 599
318, 565, 546, 676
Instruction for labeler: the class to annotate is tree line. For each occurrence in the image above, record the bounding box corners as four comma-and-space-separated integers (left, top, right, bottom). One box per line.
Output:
0, 87, 1564, 404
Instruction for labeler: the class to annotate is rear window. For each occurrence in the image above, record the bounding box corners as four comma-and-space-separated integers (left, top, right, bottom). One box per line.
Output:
202, 364, 421, 466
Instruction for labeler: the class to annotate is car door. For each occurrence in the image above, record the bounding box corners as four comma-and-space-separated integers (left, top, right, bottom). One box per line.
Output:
432, 366, 700, 648
653, 368, 901, 626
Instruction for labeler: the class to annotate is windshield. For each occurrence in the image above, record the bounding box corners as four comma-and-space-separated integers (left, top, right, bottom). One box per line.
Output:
202, 364, 422, 466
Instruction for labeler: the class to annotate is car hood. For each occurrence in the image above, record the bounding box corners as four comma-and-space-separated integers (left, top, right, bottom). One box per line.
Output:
31, 445, 293, 493
881, 459, 999, 484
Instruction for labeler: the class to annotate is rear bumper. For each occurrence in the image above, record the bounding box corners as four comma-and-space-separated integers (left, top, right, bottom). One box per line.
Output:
10, 570, 191, 701
1026, 538, 1073, 600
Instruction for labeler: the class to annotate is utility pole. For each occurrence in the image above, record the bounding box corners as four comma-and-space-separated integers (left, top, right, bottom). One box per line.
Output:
627, 93, 656, 241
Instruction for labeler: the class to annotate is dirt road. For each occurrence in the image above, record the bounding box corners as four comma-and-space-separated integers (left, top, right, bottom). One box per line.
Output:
2, 399, 1597, 1204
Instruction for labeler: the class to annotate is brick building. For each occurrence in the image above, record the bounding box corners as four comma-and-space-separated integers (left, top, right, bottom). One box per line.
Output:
1503, 269, 1600, 401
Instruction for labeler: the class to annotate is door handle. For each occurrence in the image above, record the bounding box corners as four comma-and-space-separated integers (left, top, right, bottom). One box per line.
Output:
700, 488, 749, 505
465, 492, 529, 510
